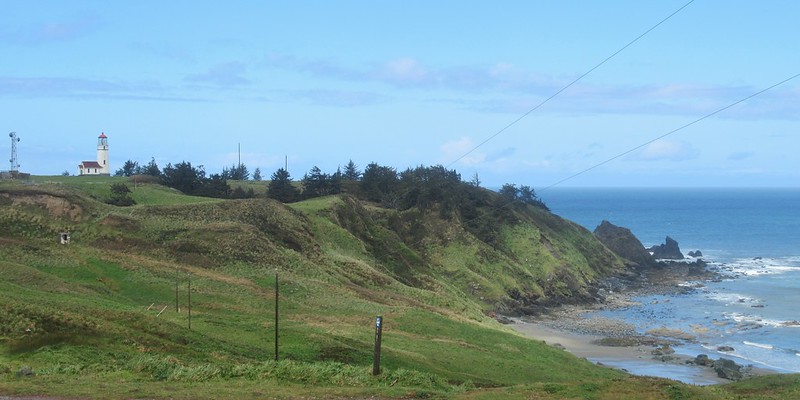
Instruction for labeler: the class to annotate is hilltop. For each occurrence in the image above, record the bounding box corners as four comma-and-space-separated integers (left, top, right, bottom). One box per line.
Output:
1, 176, 798, 399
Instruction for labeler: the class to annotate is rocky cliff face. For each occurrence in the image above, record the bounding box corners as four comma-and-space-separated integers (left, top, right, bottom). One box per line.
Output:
650, 236, 684, 260
593, 220, 654, 267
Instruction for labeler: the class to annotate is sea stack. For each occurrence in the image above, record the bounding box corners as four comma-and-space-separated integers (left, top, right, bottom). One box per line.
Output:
593, 220, 655, 267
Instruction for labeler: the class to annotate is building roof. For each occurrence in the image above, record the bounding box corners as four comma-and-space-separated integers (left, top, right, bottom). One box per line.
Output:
79, 161, 102, 168
99, 132, 107, 138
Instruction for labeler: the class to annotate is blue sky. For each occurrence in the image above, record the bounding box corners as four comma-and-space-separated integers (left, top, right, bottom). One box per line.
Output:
2, 1, 798, 187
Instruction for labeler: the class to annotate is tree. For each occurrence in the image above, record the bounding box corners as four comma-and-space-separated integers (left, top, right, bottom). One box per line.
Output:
253, 167, 262, 181
470, 172, 481, 187
194, 173, 230, 198
161, 161, 205, 195
497, 183, 548, 211
498, 183, 518, 203
106, 183, 136, 206
518, 185, 549, 211
301, 166, 340, 199
222, 163, 250, 180
142, 158, 160, 176
343, 159, 361, 181
397, 165, 461, 213
518, 185, 536, 204
267, 168, 300, 203
115, 160, 139, 177
360, 162, 399, 204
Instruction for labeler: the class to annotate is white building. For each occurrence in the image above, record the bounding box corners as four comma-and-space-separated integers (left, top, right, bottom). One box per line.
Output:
78, 133, 110, 176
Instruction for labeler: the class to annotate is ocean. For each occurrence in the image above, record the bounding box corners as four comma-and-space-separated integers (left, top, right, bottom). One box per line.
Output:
538, 187, 800, 374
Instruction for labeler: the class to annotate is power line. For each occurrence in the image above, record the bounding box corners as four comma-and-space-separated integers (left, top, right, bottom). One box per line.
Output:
540, 72, 800, 191
446, 0, 695, 169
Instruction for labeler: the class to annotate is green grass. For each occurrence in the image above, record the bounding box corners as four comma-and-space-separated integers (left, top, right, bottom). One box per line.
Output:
1, 178, 799, 399
25, 175, 220, 206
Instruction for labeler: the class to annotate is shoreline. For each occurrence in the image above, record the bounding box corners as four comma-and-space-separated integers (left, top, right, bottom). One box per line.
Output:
510, 317, 730, 385
507, 267, 780, 386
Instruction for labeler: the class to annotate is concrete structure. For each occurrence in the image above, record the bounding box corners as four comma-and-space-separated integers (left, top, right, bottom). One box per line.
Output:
78, 133, 110, 176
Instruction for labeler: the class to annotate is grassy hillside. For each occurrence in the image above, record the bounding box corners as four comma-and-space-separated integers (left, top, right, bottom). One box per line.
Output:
1, 177, 798, 399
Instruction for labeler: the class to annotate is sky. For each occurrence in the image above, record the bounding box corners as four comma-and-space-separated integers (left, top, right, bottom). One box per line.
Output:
1, 1, 798, 187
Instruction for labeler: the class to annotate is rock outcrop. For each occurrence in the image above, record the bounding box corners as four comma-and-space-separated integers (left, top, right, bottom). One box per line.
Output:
593, 220, 654, 267
687, 250, 703, 257
650, 236, 684, 260
714, 358, 744, 381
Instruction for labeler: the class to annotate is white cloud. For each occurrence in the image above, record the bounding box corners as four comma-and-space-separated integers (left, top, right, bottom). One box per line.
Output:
637, 139, 699, 161
440, 137, 484, 165
379, 58, 430, 84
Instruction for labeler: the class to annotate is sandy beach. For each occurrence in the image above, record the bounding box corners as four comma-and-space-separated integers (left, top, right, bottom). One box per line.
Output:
507, 288, 779, 385
511, 317, 729, 385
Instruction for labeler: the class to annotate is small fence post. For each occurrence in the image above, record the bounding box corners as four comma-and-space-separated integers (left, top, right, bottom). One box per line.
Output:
275, 271, 279, 361
373, 315, 383, 375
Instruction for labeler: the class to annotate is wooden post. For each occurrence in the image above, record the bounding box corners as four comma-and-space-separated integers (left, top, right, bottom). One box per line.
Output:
373, 315, 383, 375
274, 271, 279, 361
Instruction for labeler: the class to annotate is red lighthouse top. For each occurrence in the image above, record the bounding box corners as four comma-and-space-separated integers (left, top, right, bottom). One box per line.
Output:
99, 132, 107, 138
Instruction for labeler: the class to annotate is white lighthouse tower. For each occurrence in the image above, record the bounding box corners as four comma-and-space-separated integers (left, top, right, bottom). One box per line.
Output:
78, 132, 110, 176
97, 132, 109, 175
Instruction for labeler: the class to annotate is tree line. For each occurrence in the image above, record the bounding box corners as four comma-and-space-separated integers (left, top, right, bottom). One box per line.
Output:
113, 158, 548, 214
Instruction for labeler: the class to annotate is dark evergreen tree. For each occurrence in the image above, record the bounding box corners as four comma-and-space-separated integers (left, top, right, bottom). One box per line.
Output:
470, 172, 481, 187
142, 157, 161, 176
301, 166, 336, 199
106, 183, 136, 206
398, 165, 461, 213
161, 161, 205, 195
330, 167, 342, 195
518, 185, 549, 210
253, 167, 262, 181
115, 160, 139, 177
498, 183, 518, 203
343, 159, 361, 181
223, 164, 250, 180
360, 162, 399, 204
267, 168, 300, 203
496, 183, 548, 210
195, 173, 230, 198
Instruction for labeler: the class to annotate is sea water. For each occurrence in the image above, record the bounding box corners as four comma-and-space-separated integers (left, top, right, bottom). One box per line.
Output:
538, 187, 800, 373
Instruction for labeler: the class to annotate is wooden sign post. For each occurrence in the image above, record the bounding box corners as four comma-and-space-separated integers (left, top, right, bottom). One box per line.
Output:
373, 315, 383, 375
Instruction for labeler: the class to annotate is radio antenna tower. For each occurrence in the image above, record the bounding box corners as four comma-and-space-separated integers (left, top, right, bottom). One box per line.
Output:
9, 132, 20, 172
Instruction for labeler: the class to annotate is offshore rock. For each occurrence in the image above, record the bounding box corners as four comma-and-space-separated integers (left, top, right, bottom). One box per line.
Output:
714, 358, 744, 381
692, 354, 714, 366
650, 236, 684, 260
593, 220, 655, 267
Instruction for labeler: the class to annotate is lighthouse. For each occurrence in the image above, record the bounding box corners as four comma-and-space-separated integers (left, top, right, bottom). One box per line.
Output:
78, 132, 111, 176
97, 132, 109, 174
